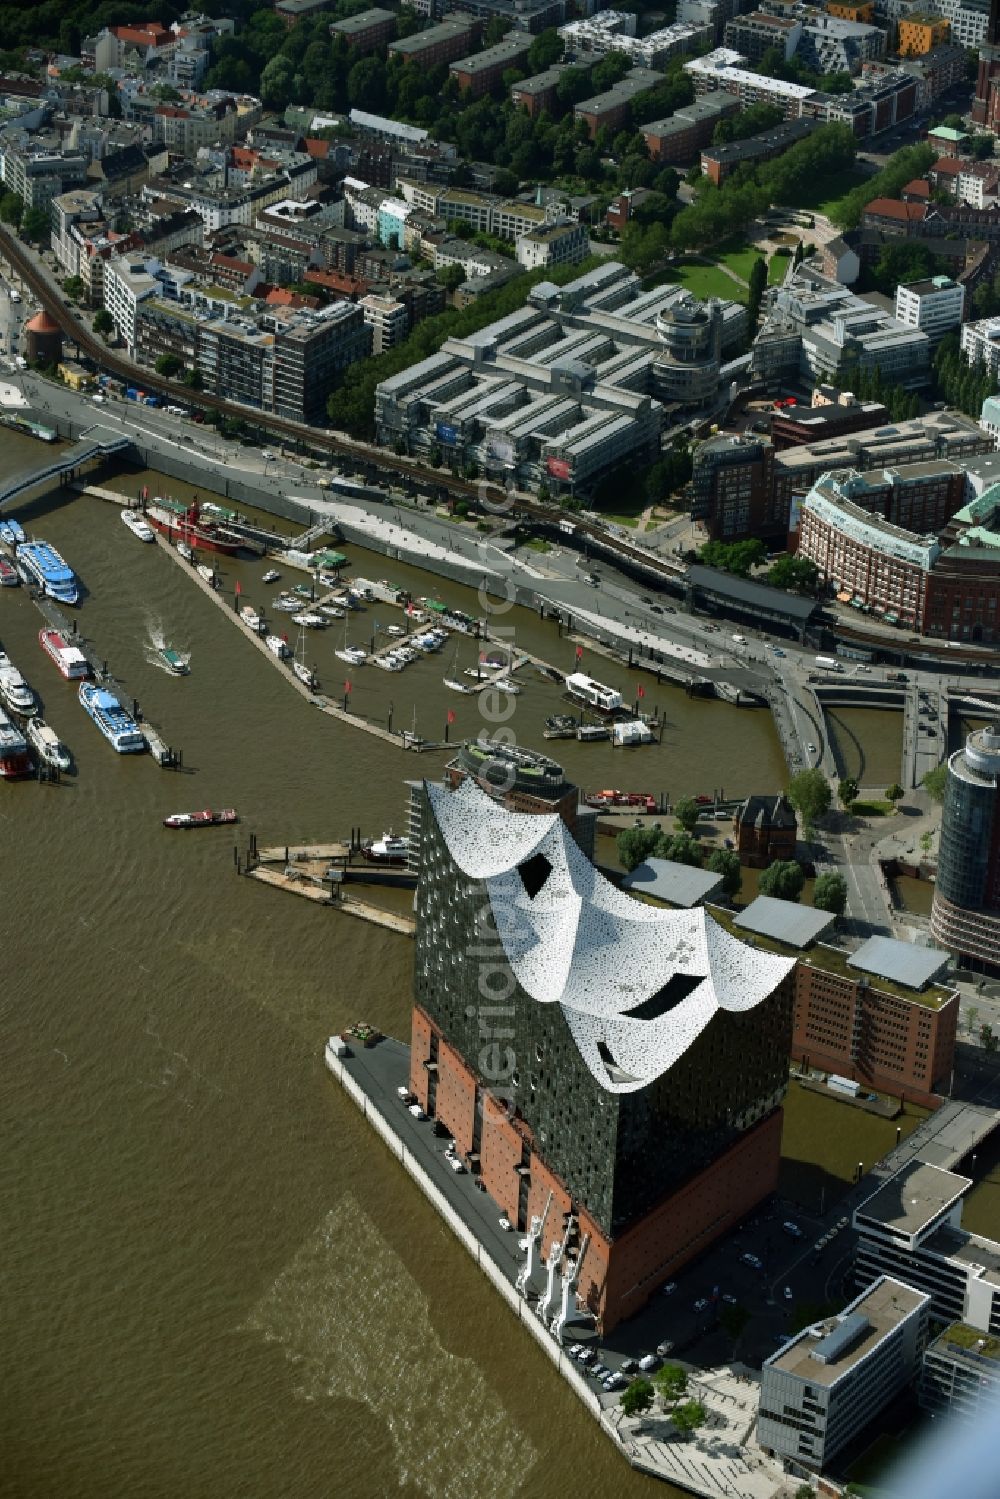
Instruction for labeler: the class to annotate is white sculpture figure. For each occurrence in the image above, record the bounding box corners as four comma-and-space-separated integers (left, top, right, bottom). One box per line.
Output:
517, 1190, 553, 1298
552, 1233, 590, 1345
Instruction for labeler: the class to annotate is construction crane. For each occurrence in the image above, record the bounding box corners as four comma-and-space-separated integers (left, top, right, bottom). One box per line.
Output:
551, 1233, 591, 1345
516, 1190, 553, 1298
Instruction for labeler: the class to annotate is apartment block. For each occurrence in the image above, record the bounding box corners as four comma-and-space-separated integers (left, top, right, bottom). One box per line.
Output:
724, 11, 802, 62
510, 66, 566, 115
388, 14, 479, 66
329, 6, 396, 51
640, 95, 741, 162
450, 34, 532, 95
899, 11, 951, 50
515, 218, 588, 270
361, 292, 409, 353
701, 118, 816, 185
685, 48, 817, 117
574, 68, 663, 139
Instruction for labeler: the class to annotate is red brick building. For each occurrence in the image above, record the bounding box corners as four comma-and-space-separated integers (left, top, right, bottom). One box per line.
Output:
733, 794, 798, 869
792, 947, 958, 1108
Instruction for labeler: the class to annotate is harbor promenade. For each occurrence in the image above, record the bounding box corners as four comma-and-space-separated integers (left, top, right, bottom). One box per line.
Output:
326, 1036, 791, 1499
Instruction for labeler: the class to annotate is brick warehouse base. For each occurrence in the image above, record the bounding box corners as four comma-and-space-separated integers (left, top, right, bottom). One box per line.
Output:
411, 1005, 784, 1333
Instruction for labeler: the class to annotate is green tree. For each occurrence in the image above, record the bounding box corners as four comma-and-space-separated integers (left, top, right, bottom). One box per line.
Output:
21, 204, 49, 242
982, 1023, 999, 1054
654, 1363, 688, 1403
707, 847, 742, 897
787, 767, 830, 832
747, 254, 767, 331
155, 354, 183, 377
617, 825, 661, 872
62, 275, 84, 301
620, 1377, 656, 1419
674, 796, 701, 835
719, 1301, 750, 1350
795, 1486, 815, 1499
922, 763, 947, 802
93, 308, 113, 336
759, 859, 805, 902
183, 368, 203, 389
656, 832, 704, 867
0, 191, 22, 226
838, 776, 859, 809
767, 554, 818, 593
813, 871, 847, 915
671, 1399, 707, 1440
436, 263, 465, 292
885, 783, 904, 805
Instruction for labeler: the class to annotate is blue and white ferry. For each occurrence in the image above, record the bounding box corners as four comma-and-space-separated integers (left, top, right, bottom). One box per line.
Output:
15, 541, 79, 605
78, 682, 146, 754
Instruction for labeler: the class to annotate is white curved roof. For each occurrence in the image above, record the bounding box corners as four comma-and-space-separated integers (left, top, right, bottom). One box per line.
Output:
425, 781, 795, 1094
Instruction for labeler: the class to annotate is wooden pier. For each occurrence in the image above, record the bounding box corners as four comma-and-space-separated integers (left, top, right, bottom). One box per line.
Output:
240, 840, 415, 934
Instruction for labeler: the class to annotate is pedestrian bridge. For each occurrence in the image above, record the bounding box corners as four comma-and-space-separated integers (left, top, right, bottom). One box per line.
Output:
0, 428, 131, 511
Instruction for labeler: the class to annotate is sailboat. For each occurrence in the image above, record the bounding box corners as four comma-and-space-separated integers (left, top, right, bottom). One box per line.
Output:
293, 624, 319, 690
334, 614, 367, 666
443, 644, 475, 694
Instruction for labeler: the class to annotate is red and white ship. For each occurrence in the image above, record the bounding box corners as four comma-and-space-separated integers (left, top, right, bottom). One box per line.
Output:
145, 499, 241, 557
584, 789, 657, 813
0, 556, 18, 587
39, 627, 90, 680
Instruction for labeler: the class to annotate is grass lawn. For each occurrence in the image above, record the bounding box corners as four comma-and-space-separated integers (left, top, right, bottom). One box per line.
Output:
779, 1082, 929, 1211
768, 251, 791, 285
604, 512, 640, 528
714, 241, 764, 282
672, 262, 748, 302
850, 799, 892, 817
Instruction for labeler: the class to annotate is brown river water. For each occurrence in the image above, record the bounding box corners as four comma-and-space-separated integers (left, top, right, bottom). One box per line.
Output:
0, 435, 908, 1499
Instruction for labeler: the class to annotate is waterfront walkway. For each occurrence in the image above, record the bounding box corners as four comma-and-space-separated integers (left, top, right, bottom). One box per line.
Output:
327, 1036, 791, 1499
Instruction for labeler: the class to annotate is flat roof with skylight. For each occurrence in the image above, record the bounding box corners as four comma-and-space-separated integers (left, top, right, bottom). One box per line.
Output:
766, 1276, 929, 1387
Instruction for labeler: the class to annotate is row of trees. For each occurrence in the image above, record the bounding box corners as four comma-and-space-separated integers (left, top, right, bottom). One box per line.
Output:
933, 332, 997, 421
671, 125, 858, 252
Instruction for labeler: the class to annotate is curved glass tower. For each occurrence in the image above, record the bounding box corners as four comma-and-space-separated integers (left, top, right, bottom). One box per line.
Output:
931, 725, 1000, 972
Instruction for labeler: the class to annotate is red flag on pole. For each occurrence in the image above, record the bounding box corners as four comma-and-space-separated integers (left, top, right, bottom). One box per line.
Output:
447, 709, 456, 725
637, 684, 645, 699
344, 679, 352, 694
235, 578, 242, 595
575, 645, 583, 659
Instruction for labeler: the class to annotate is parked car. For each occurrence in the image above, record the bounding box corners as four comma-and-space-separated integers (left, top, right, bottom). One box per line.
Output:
639, 1353, 661, 1372
784, 1286, 794, 1301
741, 1252, 763, 1270
656, 1340, 675, 1358
620, 1358, 639, 1375
661, 1281, 677, 1296
722, 1293, 738, 1305
650, 603, 664, 614
772, 647, 785, 657
408, 1104, 427, 1120
782, 1221, 803, 1239
693, 1297, 710, 1313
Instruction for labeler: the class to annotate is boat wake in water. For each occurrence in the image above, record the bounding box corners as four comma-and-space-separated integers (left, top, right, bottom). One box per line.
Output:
144, 617, 191, 674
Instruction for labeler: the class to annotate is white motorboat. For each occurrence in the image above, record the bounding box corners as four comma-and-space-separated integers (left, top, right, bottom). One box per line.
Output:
375, 654, 403, 671
240, 605, 265, 633
334, 646, 367, 666
272, 594, 300, 612
293, 660, 318, 689
27, 716, 72, 770
196, 563, 217, 587
291, 612, 327, 629
176, 540, 193, 561
0, 657, 37, 717
266, 635, 291, 659
385, 624, 406, 637
484, 676, 521, 695
262, 568, 281, 584
319, 604, 345, 619
121, 509, 155, 542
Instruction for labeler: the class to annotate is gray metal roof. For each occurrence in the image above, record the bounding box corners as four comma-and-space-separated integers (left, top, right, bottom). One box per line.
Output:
734, 895, 836, 949
811, 1312, 871, 1365
687, 565, 819, 622
848, 935, 950, 992
622, 858, 725, 909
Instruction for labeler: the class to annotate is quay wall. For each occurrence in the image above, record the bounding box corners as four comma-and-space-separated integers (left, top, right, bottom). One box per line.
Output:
326, 1048, 604, 1424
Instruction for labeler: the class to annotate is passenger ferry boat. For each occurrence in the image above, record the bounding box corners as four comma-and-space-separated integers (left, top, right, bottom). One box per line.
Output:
27, 718, 71, 771
0, 707, 31, 777
15, 541, 79, 605
362, 832, 409, 865
0, 658, 36, 717
145, 499, 241, 557
39, 627, 90, 680
163, 808, 238, 829
584, 789, 657, 812
0, 557, 18, 587
564, 671, 623, 716
121, 509, 155, 542
79, 682, 147, 754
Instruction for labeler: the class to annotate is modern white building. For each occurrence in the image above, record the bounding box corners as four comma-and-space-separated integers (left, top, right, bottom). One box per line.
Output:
758, 1276, 930, 1473
360, 293, 408, 355
102, 253, 161, 354
895, 275, 965, 345
515, 218, 588, 271
962, 315, 1000, 376
854, 1160, 1000, 1332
